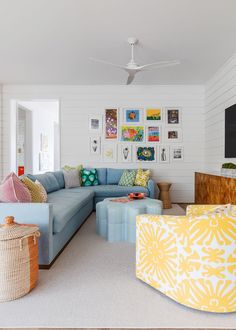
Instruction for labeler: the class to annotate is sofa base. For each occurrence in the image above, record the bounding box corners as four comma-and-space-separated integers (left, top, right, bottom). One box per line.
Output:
39, 210, 93, 269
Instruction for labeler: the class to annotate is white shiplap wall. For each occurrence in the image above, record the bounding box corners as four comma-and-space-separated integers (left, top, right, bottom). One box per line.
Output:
0, 85, 3, 180
1, 85, 205, 202
205, 53, 236, 172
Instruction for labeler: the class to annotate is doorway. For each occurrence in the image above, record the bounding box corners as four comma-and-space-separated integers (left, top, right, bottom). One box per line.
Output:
13, 100, 60, 175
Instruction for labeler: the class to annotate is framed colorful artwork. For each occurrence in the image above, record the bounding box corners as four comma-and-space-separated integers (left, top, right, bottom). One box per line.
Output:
171, 145, 184, 162
160, 145, 170, 163
89, 136, 101, 156
145, 108, 162, 122
88, 115, 102, 133
105, 109, 118, 140
134, 145, 157, 162
118, 144, 132, 162
102, 144, 117, 162
166, 108, 182, 126
122, 108, 143, 124
146, 126, 161, 142
121, 126, 144, 142
166, 128, 182, 142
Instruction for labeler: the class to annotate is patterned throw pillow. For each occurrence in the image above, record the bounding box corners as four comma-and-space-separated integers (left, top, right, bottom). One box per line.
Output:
35, 179, 48, 202
118, 170, 136, 186
21, 177, 44, 203
81, 169, 98, 186
134, 168, 150, 187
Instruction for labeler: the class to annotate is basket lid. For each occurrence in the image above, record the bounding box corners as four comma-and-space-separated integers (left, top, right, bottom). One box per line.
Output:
0, 216, 39, 241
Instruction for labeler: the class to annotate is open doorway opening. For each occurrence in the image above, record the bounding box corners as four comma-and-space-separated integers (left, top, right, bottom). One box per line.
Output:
13, 100, 60, 175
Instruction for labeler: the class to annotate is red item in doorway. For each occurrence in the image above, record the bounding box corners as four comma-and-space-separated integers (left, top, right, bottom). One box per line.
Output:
18, 166, 25, 176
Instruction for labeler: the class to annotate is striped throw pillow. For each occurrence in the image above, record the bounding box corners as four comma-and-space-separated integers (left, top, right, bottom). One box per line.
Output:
21, 177, 44, 203
35, 179, 48, 202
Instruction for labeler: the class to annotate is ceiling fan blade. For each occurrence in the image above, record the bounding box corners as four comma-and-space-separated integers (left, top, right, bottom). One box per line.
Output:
139, 60, 180, 71
89, 57, 124, 69
126, 73, 135, 85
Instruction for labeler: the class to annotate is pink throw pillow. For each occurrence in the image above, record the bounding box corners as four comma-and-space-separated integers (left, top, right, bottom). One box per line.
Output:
0, 172, 32, 202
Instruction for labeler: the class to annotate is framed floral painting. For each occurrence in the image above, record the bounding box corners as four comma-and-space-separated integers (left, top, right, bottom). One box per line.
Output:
121, 126, 144, 142
105, 109, 118, 140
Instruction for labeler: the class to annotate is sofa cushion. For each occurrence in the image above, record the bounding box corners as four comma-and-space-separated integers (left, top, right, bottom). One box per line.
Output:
79, 185, 149, 197
81, 169, 98, 186
107, 168, 124, 184
50, 171, 65, 189
0, 172, 32, 203
47, 189, 94, 233
27, 173, 60, 193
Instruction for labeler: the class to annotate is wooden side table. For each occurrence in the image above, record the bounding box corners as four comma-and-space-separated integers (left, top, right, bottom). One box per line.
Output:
157, 182, 172, 209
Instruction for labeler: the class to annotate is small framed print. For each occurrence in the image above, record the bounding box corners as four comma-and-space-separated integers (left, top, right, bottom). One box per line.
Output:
119, 144, 132, 162
134, 145, 157, 162
88, 115, 102, 133
166, 108, 182, 125
171, 145, 184, 162
102, 143, 117, 162
89, 136, 101, 156
166, 128, 182, 142
146, 126, 161, 143
145, 108, 162, 123
160, 145, 170, 163
123, 108, 143, 124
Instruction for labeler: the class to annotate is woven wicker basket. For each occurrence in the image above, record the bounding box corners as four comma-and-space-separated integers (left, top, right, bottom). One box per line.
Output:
0, 216, 40, 302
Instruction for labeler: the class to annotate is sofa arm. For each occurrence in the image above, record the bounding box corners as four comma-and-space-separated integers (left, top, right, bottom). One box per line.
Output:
0, 203, 54, 265
147, 179, 157, 199
186, 204, 222, 217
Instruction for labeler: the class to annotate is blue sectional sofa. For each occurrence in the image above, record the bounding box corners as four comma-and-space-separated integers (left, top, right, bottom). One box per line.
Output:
0, 168, 156, 268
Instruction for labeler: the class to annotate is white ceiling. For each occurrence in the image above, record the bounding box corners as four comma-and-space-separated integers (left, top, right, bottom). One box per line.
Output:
0, 0, 236, 85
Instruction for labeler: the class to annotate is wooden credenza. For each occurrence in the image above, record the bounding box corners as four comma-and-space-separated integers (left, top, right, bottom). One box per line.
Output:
195, 172, 236, 204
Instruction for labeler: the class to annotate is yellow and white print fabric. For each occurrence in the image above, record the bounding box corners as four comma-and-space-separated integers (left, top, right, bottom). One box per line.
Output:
134, 169, 150, 187
136, 205, 236, 313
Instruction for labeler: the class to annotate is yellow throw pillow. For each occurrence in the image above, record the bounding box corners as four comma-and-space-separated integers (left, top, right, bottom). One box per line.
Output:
35, 179, 48, 202
134, 169, 150, 187
21, 177, 44, 203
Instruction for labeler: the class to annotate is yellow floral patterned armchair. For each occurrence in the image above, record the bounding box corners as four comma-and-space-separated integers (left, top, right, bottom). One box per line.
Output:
136, 205, 236, 313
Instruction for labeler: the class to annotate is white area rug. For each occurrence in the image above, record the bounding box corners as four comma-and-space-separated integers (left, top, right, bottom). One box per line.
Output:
0, 205, 235, 328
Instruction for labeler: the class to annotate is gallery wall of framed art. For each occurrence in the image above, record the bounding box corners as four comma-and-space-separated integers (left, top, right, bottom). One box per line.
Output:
88, 106, 183, 163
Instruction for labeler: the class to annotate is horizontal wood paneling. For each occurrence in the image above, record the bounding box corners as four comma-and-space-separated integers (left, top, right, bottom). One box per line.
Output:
205, 53, 236, 172
1, 85, 205, 202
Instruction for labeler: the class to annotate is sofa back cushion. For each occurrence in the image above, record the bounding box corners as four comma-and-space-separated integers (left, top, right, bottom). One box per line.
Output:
107, 168, 124, 185
0, 172, 32, 202
50, 171, 65, 189
27, 173, 60, 193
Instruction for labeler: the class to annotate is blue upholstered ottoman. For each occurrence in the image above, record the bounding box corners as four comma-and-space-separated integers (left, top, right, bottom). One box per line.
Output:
96, 197, 163, 243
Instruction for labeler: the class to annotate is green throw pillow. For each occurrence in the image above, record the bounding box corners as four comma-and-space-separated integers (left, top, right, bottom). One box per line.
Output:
118, 170, 136, 187
81, 169, 98, 186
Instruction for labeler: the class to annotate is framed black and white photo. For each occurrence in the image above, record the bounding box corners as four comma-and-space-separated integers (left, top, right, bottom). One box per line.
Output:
89, 136, 101, 156
171, 145, 184, 162
119, 144, 132, 162
166, 108, 182, 126
88, 115, 102, 133
166, 128, 182, 142
160, 145, 170, 163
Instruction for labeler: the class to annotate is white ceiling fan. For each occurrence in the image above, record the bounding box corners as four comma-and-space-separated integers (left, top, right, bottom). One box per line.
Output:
89, 37, 180, 85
